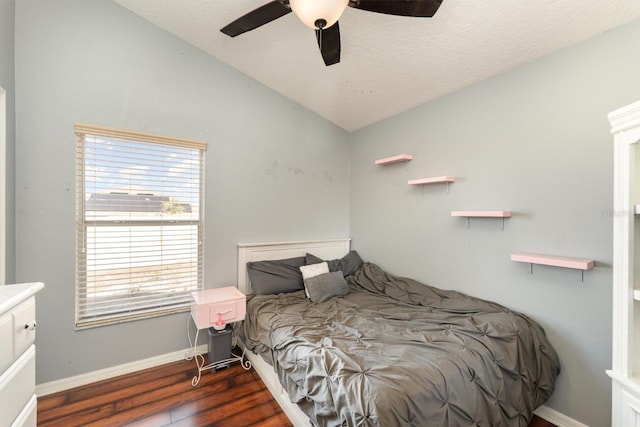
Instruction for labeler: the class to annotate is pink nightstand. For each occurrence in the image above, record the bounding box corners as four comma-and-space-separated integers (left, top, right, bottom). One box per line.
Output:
187, 287, 251, 385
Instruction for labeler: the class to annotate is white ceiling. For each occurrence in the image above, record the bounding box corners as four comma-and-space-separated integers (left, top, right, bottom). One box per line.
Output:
114, 0, 640, 132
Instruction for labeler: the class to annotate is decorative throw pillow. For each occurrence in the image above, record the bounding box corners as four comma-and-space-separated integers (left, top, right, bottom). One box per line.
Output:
300, 262, 329, 280
247, 256, 306, 295
304, 271, 349, 303
300, 262, 330, 298
305, 250, 364, 277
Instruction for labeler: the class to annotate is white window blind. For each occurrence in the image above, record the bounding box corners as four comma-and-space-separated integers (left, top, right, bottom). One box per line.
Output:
75, 123, 206, 329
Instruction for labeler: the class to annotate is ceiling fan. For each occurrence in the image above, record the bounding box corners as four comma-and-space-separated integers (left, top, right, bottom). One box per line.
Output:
221, 0, 444, 66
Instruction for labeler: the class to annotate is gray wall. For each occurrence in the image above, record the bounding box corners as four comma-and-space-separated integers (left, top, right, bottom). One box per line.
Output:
14, 0, 350, 383
0, 0, 15, 284
349, 19, 640, 427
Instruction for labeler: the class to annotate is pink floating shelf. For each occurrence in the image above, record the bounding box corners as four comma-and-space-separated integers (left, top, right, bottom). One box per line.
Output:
451, 210, 512, 218
511, 253, 595, 271
452, 210, 511, 229
375, 154, 413, 165
408, 176, 455, 185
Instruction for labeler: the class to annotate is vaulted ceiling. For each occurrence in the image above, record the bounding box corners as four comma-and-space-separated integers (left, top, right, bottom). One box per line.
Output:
114, 0, 640, 132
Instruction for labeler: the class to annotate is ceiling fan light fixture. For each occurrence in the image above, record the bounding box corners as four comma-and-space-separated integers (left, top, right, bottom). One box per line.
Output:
289, 0, 349, 29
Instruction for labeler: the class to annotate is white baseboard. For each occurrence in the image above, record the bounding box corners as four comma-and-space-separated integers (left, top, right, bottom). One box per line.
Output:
35, 344, 208, 397
534, 405, 589, 427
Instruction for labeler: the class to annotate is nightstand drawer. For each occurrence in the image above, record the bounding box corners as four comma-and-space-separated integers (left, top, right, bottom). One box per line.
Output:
208, 302, 239, 324
191, 287, 246, 329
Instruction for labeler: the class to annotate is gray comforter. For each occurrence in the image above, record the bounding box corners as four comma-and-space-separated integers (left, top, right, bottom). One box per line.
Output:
243, 263, 560, 427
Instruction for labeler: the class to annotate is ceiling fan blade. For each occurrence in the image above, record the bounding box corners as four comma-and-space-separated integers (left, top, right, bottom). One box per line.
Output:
221, 1, 291, 37
315, 22, 341, 66
348, 0, 443, 17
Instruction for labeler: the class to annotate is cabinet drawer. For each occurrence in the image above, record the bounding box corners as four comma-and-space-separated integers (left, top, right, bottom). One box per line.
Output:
0, 345, 36, 427
12, 394, 37, 427
0, 312, 13, 372
13, 297, 36, 358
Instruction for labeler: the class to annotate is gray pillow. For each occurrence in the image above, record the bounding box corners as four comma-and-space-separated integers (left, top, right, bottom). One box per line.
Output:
304, 271, 349, 303
305, 250, 364, 277
247, 256, 306, 295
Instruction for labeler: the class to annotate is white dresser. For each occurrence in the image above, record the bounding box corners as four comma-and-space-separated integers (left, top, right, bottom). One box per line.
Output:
0, 282, 44, 427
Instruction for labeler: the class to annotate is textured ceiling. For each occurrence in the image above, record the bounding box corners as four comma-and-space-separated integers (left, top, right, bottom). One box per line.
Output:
114, 0, 640, 132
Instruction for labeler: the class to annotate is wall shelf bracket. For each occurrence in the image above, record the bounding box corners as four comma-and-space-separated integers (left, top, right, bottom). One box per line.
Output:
527, 263, 585, 282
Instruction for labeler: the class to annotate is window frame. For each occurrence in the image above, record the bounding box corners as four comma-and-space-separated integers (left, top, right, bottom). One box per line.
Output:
75, 123, 206, 329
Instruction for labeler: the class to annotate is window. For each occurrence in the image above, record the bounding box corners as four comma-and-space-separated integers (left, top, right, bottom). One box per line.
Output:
75, 123, 206, 329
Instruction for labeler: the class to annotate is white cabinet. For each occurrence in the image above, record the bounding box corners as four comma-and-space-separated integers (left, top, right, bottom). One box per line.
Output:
608, 100, 640, 426
0, 282, 43, 427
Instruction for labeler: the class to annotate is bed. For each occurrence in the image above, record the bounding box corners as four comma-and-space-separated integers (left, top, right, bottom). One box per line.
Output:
237, 239, 560, 427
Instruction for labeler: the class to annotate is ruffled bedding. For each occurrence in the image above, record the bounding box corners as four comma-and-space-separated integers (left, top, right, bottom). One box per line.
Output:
243, 262, 560, 427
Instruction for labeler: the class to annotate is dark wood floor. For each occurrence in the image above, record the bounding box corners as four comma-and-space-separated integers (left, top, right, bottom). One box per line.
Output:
38, 355, 556, 426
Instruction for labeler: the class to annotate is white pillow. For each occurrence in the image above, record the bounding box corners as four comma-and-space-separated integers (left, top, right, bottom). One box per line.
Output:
300, 262, 329, 298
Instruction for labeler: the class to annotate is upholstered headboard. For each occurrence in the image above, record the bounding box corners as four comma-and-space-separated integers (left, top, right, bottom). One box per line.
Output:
237, 238, 351, 295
